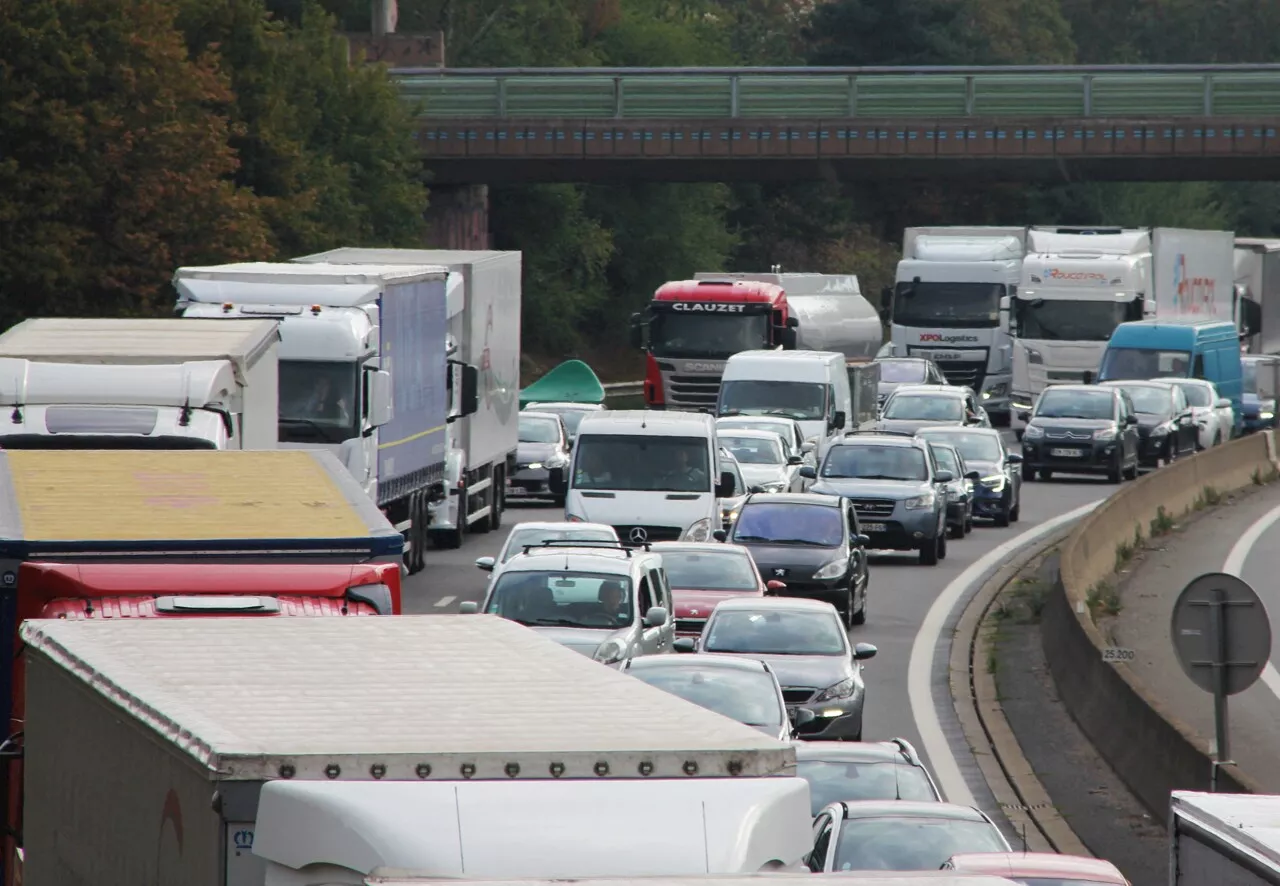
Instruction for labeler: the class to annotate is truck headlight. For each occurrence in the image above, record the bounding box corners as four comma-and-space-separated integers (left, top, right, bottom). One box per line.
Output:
814, 677, 856, 702
813, 559, 848, 580
904, 492, 935, 510
594, 640, 626, 665
684, 518, 712, 541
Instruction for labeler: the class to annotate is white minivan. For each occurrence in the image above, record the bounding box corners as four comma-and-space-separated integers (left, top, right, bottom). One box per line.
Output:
716, 351, 853, 459
550, 410, 735, 543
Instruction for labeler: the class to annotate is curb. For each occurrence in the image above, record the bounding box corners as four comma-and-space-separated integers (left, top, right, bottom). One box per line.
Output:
951, 523, 1091, 857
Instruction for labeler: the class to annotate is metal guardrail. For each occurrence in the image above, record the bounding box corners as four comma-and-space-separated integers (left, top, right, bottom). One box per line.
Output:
602, 380, 643, 400
392, 66, 1280, 120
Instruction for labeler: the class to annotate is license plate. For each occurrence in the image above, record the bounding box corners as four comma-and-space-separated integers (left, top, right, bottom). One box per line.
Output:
1050, 448, 1084, 457
862, 523, 887, 532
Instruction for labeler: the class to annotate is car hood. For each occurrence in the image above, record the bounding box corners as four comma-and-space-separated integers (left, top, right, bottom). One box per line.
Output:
672, 588, 762, 619
1029, 417, 1115, 433
875, 418, 962, 434
1135, 413, 1172, 432
736, 543, 843, 578
720, 652, 851, 692
809, 478, 930, 500
517, 442, 557, 464
528, 626, 625, 656
739, 464, 789, 487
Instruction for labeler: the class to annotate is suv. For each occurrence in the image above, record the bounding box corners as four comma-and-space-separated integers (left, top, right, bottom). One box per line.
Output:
459, 541, 674, 665
800, 433, 951, 566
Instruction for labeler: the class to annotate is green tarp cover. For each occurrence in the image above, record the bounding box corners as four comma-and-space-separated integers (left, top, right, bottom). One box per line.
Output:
520, 359, 606, 408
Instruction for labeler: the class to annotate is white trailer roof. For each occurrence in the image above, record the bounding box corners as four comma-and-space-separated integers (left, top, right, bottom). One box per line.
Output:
293, 247, 515, 267
22, 615, 792, 781
0, 318, 279, 372
1172, 791, 1280, 866
364, 876, 1022, 885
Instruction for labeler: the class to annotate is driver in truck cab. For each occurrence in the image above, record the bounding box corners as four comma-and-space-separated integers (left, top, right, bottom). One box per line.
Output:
303, 376, 350, 424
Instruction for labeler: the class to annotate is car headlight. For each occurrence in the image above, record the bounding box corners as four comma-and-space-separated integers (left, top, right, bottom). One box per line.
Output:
904, 492, 935, 510
981, 475, 1006, 492
761, 482, 786, 493
565, 512, 586, 523
594, 640, 626, 665
1151, 423, 1171, 436
814, 677, 857, 702
527, 462, 543, 470
1012, 399, 1034, 411
985, 382, 1009, 398
1093, 427, 1117, 441
1264, 411, 1276, 420
1023, 424, 1044, 439
684, 518, 712, 542
813, 559, 848, 580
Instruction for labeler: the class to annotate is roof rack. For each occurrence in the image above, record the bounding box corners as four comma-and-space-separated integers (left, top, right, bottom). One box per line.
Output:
521, 540, 643, 555
842, 429, 917, 438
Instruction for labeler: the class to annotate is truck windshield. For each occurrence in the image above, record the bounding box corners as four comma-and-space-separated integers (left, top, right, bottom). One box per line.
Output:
279, 361, 359, 443
573, 434, 711, 492
650, 311, 769, 359
893, 282, 1004, 328
1014, 296, 1140, 341
719, 380, 828, 421
486, 570, 633, 628
1098, 348, 1190, 381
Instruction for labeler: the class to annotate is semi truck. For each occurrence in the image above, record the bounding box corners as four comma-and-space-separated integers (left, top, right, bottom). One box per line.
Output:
1235, 238, 1280, 354
0, 317, 279, 450
0, 448, 404, 885
174, 261, 457, 574
292, 248, 521, 551
1169, 791, 1280, 884
1010, 228, 1236, 434
21, 614, 808, 886
883, 227, 1028, 425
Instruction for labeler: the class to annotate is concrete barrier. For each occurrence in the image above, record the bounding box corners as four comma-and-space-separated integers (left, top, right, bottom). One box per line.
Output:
1044, 433, 1275, 820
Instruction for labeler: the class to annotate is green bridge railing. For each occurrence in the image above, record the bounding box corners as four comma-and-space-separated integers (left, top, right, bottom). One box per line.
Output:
390, 65, 1280, 119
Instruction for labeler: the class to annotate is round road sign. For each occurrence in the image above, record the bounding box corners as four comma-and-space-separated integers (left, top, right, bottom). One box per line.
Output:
1170, 572, 1272, 696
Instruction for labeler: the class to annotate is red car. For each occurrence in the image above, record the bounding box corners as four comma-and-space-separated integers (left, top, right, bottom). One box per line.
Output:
650, 541, 784, 637
943, 852, 1130, 885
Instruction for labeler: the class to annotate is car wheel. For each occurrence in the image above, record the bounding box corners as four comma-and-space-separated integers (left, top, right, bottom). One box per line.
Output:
851, 577, 867, 626
938, 527, 948, 560
964, 512, 973, 534
993, 494, 1011, 527
1009, 491, 1020, 523
1021, 463, 1035, 481
1124, 458, 1139, 480
1214, 431, 1222, 447
1108, 458, 1123, 484
919, 532, 941, 565
949, 521, 964, 539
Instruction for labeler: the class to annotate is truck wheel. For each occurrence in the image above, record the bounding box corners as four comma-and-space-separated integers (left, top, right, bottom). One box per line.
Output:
403, 492, 425, 573
490, 467, 504, 530
477, 469, 502, 533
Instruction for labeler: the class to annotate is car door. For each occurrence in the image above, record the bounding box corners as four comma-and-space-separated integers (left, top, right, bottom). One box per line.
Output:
845, 501, 865, 585
807, 812, 835, 872
647, 564, 675, 652
1172, 388, 1197, 454
1119, 392, 1140, 462
634, 571, 661, 656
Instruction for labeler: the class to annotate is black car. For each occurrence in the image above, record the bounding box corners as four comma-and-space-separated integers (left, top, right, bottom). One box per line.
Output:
1017, 385, 1140, 483
511, 411, 572, 504
1098, 380, 1198, 468
720, 492, 870, 627
795, 738, 942, 814
914, 427, 1023, 527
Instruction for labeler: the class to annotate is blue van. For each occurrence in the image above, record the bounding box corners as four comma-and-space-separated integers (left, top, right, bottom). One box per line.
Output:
1097, 319, 1243, 434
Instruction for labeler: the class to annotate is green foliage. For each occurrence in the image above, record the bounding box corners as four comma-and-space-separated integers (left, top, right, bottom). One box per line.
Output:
0, 0, 270, 326
804, 0, 985, 66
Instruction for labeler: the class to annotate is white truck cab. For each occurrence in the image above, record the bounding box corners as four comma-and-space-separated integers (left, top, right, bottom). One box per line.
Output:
716, 350, 852, 459
554, 410, 734, 544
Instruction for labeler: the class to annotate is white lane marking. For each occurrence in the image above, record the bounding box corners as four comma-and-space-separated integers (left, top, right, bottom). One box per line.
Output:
909, 500, 1102, 807
434, 595, 457, 608
1223, 504, 1280, 699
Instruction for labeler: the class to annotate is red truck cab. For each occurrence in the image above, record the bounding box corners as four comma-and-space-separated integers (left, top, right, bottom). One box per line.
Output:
630, 279, 797, 410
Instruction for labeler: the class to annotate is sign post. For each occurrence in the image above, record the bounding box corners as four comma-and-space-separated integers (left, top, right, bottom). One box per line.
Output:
1170, 572, 1272, 791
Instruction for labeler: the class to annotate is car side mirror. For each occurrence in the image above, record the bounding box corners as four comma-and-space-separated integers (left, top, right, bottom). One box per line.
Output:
1126, 414, 1139, 425
934, 470, 954, 483
766, 579, 787, 592
673, 637, 697, 653
1215, 397, 1231, 409
367, 369, 393, 427
789, 707, 817, 727
475, 556, 495, 572
643, 606, 668, 628
832, 411, 846, 430
749, 485, 765, 494
799, 465, 817, 480
855, 534, 871, 546
853, 642, 878, 660
548, 467, 567, 495
788, 455, 803, 466
458, 601, 479, 615
1006, 453, 1023, 464
713, 529, 727, 542
1016, 410, 1031, 422
716, 471, 735, 498
965, 470, 981, 481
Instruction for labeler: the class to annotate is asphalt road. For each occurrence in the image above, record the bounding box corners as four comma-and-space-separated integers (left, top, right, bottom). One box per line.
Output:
403, 438, 1117, 821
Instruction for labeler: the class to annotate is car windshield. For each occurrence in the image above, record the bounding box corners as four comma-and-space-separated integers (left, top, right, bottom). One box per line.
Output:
630, 665, 783, 727
719, 420, 796, 450
833, 817, 1007, 871
519, 416, 561, 444
884, 395, 964, 422
917, 431, 1002, 463
1113, 385, 1173, 416
798, 759, 938, 814
501, 528, 617, 562
532, 406, 593, 435
278, 360, 359, 444
1099, 347, 1191, 380
485, 570, 633, 629
930, 446, 960, 475
721, 435, 785, 465
822, 445, 927, 481
878, 361, 928, 383
1033, 389, 1115, 420
660, 551, 759, 590
719, 380, 828, 422
1173, 383, 1212, 407
703, 609, 847, 655
572, 435, 711, 492
732, 502, 844, 547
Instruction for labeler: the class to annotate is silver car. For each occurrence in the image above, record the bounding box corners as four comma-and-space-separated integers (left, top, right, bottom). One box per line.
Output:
474, 521, 619, 586
719, 428, 805, 493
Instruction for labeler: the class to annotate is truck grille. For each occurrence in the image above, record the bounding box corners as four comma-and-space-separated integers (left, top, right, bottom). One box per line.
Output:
781, 687, 816, 704
936, 362, 984, 390
613, 525, 684, 544
661, 371, 722, 410
850, 498, 896, 518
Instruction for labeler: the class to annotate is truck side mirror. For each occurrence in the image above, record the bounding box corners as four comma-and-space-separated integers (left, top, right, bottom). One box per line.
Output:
548, 467, 567, 495
776, 326, 798, 349
459, 365, 479, 417
716, 471, 735, 498
832, 411, 846, 430
367, 369, 393, 426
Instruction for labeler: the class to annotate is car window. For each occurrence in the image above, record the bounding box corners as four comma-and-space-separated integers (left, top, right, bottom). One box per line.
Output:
832, 817, 1007, 871
1033, 389, 1115, 420
659, 551, 759, 591
630, 665, 782, 727
519, 416, 562, 444
637, 575, 654, 614
722, 435, 785, 465
884, 395, 964, 421
486, 570, 632, 629
916, 432, 1001, 465
809, 817, 834, 872
878, 361, 927, 383
733, 502, 844, 547
1177, 383, 1212, 408
704, 609, 847, 655
797, 759, 939, 813
931, 445, 960, 476
822, 444, 927, 481
647, 567, 668, 609
1118, 385, 1174, 416
501, 527, 617, 562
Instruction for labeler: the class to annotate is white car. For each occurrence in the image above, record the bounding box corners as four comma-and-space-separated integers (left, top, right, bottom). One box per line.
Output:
1154, 378, 1233, 449
475, 521, 618, 585
716, 415, 810, 464
718, 428, 805, 493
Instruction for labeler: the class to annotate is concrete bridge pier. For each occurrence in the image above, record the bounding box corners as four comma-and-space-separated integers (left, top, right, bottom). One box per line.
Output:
424, 183, 491, 250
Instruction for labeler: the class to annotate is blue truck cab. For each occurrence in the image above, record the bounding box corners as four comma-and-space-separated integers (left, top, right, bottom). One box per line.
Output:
1097, 319, 1243, 435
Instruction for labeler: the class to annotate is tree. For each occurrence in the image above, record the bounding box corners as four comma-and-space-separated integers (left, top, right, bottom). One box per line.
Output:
176, 0, 428, 257
804, 0, 986, 66
0, 0, 269, 325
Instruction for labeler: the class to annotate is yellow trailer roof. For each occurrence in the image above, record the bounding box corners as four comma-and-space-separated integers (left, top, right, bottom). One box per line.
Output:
0, 450, 379, 542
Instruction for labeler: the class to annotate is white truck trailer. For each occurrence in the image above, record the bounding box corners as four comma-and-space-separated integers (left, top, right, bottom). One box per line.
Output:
1169, 791, 1280, 885
293, 249, 521, 550
1235, 238, 1280, 354
22, 615, 805, 886
0, 318, 279, 450
173, 262, 460, 574
884, 227, 1028, 425
1010, 227, 1235, 433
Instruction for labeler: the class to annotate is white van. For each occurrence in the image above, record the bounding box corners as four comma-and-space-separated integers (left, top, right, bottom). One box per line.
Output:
716, 351, 853, 456
551, 410, 734, 543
